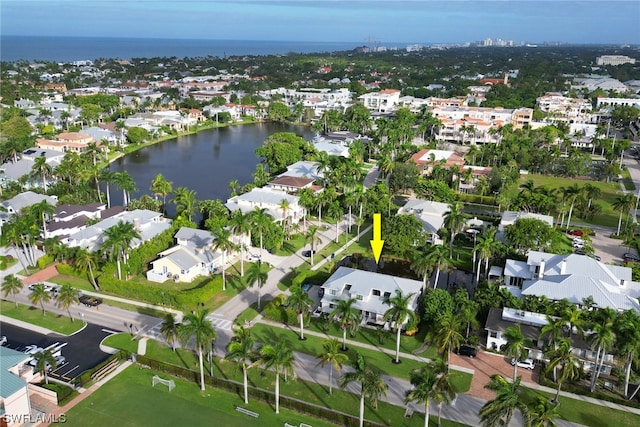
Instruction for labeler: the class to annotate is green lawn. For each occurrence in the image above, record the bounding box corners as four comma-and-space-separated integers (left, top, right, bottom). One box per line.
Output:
521, 174, 623, 227
0, 255, 18, 270
0, 300, 85, 335
519, 386, 640, 427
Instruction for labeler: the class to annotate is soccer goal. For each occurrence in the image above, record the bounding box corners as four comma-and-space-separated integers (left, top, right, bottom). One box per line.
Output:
152, 375, 175, 392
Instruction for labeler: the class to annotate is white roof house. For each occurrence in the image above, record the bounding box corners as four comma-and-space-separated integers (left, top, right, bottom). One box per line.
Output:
1, 191, 58, 214
320, 267, 423, 327
396, 199, 449, 244
280, 161, 323, 181
497, 210, 555, 242
503, 251, 640, 314
225, 187, 303, 223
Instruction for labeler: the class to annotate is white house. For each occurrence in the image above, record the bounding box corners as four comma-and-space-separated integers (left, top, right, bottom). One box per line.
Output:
319, 267, 422, 327
396, 199, 450, 244
502, 251, 640, 313
497, 211, 555, 242
0, 149, 65, 190
358, 89, 401, 113
225, 188, 303, 223
0, 192, 58, 215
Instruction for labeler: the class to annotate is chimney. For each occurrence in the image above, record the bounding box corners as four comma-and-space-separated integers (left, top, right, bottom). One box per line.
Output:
133, 218, 141, 231
538, 259, 545, 279
504, 73, 509, 85
560, 259, 567, 275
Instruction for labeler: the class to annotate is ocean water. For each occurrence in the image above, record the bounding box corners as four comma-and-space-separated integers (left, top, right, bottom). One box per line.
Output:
0, 35, 363, 62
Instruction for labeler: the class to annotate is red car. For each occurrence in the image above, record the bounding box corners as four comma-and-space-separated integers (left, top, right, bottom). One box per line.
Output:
568, 229, 585, 236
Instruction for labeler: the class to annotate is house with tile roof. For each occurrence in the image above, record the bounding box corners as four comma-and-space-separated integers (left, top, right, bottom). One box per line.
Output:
319, 267, 422, 327
502, 250, 640, 314
409, 149, 465, 174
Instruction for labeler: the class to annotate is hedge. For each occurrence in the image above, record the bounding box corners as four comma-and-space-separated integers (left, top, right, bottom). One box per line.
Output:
291, 270, 331, 289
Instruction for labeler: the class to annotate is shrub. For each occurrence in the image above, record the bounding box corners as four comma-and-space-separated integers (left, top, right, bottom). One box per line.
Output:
56, 263, 80, 276
262, 294, 296, 324
37, 254, 54, 269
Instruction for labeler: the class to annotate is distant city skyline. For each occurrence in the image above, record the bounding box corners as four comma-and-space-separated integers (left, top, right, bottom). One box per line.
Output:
1, 1, 639, 45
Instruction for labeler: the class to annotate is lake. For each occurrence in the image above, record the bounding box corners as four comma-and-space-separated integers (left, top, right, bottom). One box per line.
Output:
106, 122, 315, 214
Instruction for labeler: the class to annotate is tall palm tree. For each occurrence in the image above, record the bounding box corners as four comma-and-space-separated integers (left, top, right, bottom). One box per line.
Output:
255, 341, 296, 414
245, 260, 268, 309
55, 284, 79, 322
528, 396, 560, 427
29, 283, 51, 316
173, 186, 198, 221
100, 169, 116, 208
432, 313, 464, 368
330, 298, 361, 351
316, 338, 348, 396
616, 310, 640, 397
583, 183, 602, 209
589, 308, 616, 392
102, 220, 140, 280
286, 284, 314, 340
211, 228, 237, 291
31, 156, 54, 192
150, 173, 173, 215
540, 315, 567, 382
304, 225, 322, 266
561, 305, 585, 339
72, 247, 100, 290
480, 374, 530, 427
546, 338, 583, 402
226, 327, 255, 405
443, 202, 466, 257
29, 200, 56, 237
503, 324, 529, 380
425, 244, 452, 289
179, 308, 217, 391
2, 274, 23, 307
228, 179, 240, 197
33, 349, 57, 384
339, 353, 388, 427
113, 171, 138, 206
560, 183, 583, 227
405, 358, 455, 427
160, 313, 180, 351
278, 198, 291, 237
383, 289, 417, 364
230, 210, 251, 276
410, 249, 431, 291
612, 193, 634, 234
250, 207, 272, 257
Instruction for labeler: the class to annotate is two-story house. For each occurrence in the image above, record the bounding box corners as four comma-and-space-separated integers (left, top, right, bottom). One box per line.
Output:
225, 188, 303, 224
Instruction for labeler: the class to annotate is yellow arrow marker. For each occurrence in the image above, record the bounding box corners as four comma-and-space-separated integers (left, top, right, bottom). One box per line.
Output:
370, 213, 385, 263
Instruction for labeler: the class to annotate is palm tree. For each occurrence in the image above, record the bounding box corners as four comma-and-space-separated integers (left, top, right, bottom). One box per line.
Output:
330, 298, 361, 351
102, 220, 140, 281
480, 374, 529, 427
100, 170, 116, 208
211, 228, 237, 291
33, 349, 57, 384
179, 308, 217, 391
278, 198, 291, 236
443, 202, 466, 257
286, 285, 314, 340
31, 156, 53, 192
29, 283, 51, 315
230, 210, 251, 276
546, 338, 583, 402
410, 249, 431, 291
150, 173, 173, 215
561, 183, 583, 227
226, 327, 255, 405
503, 324, 529, 380
250, 207, 272, 257
316, 338, 348, 396
228, 179, 240, 197
405, 359, 455, 427
304, 225, 322, 266
383, 289, 417, 364
583, 183, 601, 210
255, 341, 296, 414
245, 260, 268, 309
339, 353, 388, 427
173, 186, 198, 221
2, 274, 23, 307
30, 200, 56, 237
540, 315, 566, 382
160, 313, 180, 351
113, 171, 138, 206
432, 313, 464, 368
55, 284, 79, 322
616, 310, 640, 397
72, 247, 100, 290
612, 193, 634, 235
561, 305, 585, 339
589, 308, 616, 392
425, 244, 452, 289
528, 397, 560, 427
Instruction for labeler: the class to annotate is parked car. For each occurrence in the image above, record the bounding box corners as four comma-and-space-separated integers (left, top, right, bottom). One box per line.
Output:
301, 283, 312, 293
302, 250, 316, 258
79, 295, 103, 307
568, 229, 585, 236
623, 253, 640, 262
23, 345, 43, 355
0, 336, 7, 346
572, 241, 584, 249
574, 249, 587, 256
511, 358, 535, 370
456, 345, 477, 358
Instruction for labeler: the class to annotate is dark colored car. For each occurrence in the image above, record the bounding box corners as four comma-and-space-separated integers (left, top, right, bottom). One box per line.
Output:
79, 295, 103, 307
318, 287, 325, 298
302, 250, 316, 258
623, 253, 640, 262
456, 345, 477, 358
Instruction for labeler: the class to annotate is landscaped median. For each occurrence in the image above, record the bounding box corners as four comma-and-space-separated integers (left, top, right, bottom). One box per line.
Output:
0, 300, 85, 335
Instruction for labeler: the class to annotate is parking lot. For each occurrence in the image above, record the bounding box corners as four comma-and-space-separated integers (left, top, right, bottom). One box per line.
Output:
580, 226, 638, 265
0, 321, 115, 383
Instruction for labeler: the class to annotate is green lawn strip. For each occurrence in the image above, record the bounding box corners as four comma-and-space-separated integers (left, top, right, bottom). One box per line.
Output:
621, 167, 636, 191
102, 333, 140, 354
93, 345, 468, 426
272, 233, 307, 256
519, 386, 640, 427
0, 300, 85, 335
49, 274, 96, 292
100, 299, 168, 318
0, 255, 18, 270
521, 174, 622, 227
61, 365, 339, 427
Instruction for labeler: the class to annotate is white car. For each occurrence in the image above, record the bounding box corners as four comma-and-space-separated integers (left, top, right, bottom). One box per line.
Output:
23, 345, 44, 355
511, 358, 535, 370
0, 336, 7, 346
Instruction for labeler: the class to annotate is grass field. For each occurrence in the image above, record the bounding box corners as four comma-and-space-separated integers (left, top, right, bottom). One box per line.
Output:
520, 174, 624, 227
0, 300, 85, 335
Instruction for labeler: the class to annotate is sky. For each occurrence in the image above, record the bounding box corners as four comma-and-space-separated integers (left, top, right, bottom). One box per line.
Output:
1, 0, 639, 45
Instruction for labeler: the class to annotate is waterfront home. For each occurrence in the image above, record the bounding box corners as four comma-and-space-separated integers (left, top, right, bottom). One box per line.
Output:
225, 188, 303, 223
0, 149, 64, 190
36, 132, 98, 153
146, 226, 249, 283
396, 199, 449, 245
1, 192, 58, 215
319, 267, 422, 327
44, 203, 124, 239
502, 250, 640, 313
